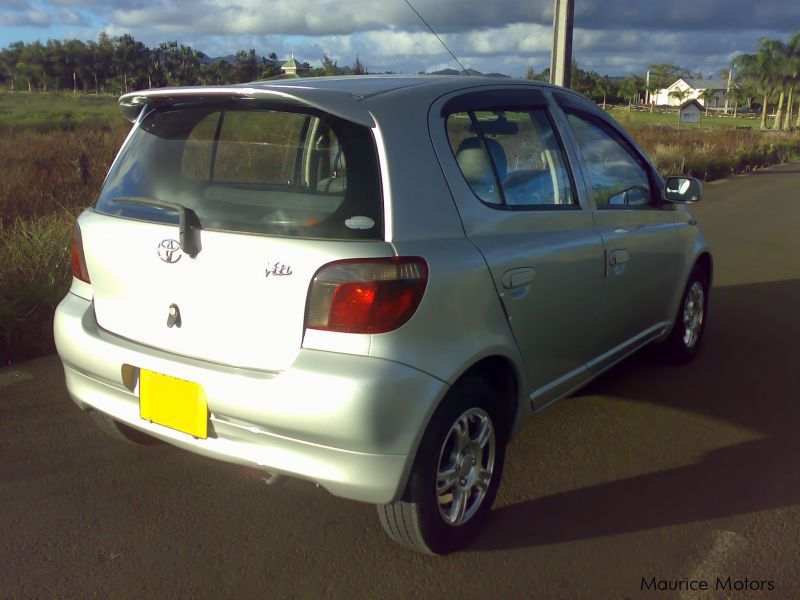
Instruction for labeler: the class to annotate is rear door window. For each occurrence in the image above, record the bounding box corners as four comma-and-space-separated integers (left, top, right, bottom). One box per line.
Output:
446, 108, 576, 209
96, 105, 382, 240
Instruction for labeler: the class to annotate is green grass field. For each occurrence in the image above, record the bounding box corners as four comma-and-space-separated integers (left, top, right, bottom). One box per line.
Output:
0, 91, 128, 132
606, 106, 766, 129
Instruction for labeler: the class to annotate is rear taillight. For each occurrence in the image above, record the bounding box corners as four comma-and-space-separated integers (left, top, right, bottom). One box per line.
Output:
70, 223, 91, 284
306, 258, 428, 334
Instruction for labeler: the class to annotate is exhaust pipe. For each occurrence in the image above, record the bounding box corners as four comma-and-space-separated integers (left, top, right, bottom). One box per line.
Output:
261, 471, 287, 486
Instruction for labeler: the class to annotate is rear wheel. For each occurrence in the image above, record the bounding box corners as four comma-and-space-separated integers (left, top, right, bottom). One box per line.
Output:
90, 411, 161, 445
378, 377, 506, 554
662, 264, 709, 363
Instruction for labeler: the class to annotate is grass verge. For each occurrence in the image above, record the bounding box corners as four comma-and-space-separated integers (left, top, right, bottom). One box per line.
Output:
0, 213, 75, 364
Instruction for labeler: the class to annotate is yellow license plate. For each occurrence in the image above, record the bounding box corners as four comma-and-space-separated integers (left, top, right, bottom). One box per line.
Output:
139, 369, 208, 439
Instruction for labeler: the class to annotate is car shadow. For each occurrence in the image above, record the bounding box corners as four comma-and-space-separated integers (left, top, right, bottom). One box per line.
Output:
472, 278, 800, 551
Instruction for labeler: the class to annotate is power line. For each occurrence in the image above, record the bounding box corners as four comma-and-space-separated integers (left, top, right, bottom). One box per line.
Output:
404, 0, 469, 76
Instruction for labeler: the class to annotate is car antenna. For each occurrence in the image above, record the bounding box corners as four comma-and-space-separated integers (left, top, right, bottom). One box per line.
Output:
404, 0, 470, 76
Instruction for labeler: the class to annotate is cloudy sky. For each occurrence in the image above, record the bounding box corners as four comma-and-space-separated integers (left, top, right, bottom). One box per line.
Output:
1, 0, 798, 77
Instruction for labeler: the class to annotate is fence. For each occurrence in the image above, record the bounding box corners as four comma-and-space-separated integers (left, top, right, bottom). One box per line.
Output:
603, 103, 763, 119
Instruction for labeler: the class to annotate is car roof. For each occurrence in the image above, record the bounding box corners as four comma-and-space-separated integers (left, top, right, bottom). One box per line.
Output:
118, 75, 577, 127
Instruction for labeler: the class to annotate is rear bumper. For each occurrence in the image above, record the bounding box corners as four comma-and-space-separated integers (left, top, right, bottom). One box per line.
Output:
54, 291, 447, 504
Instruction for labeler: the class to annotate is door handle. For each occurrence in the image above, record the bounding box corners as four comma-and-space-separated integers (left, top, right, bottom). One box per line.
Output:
502, 268, 535, 289
608, 250, 630, 267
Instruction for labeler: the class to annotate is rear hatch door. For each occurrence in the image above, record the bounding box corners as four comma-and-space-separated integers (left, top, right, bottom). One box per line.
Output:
84, 100, 386, 371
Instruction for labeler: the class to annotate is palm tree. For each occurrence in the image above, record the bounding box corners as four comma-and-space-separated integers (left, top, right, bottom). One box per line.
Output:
785, 31, 800, 129
698, 88, 717, 115
593, 76, 612, 110
619, 78, 638, 110
727, 84, 749, 118
733, 49, 772, 129
756, 39, 792, 130
669, 88, 689, 106
646, 81, 660, 112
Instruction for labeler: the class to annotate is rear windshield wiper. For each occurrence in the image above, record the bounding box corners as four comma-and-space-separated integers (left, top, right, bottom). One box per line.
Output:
112, 197, 202, 258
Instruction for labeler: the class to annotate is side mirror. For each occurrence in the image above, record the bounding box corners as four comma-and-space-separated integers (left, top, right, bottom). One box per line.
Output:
664, 176, 702, 203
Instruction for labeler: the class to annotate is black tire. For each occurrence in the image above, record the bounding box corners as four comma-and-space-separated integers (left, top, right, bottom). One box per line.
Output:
377, 376, 506, 554
89, 411, 161, 445
662, 264, 709, 363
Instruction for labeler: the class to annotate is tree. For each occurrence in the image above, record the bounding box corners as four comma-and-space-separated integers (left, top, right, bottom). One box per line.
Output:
646, 63, 688, 89
669, 87, 689, 106
0, 56, 8, 87
17, 41, 46, 91
727, 84, 748, 118
234, 49, 261, 83
619, 78, 639, 110
43, 39, 65, 90
93, 33, 116, 93
758, 39, 792, 130
525, 65, 536, 80
698, 88, 717, 114
593, 76, 612, 109
645, 81, 660, 111
569, 60, 599, 97
352, 55, 367, 75
113, 34, 150, 92
201, 59, 233, 84
732, 49, 771, 129
260, 52, 281, 79
63, 39, 90, 91
0, 41, 24, 90
177, 45, 203, 85
785, 31, 800, 129
321, 55, 340, 76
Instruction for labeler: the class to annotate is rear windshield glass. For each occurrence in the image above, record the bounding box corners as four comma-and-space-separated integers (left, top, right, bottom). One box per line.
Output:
96, 104, 383, 240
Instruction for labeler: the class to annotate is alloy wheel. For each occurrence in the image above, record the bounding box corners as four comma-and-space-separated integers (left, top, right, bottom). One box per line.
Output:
682, 281, 705, 349
435, 408, 496, 526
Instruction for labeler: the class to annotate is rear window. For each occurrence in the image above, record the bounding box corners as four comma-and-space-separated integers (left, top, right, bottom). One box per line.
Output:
96, 104, 383, 240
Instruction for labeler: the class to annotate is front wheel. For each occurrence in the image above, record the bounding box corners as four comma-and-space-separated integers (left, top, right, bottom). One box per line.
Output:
377, 377, 506, 554
662, 264, 709, 363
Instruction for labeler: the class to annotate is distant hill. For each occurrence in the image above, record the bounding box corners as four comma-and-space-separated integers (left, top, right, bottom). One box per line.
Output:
199, 60, 512, 78
430, 68, 510, 78
204, 55, 237, 65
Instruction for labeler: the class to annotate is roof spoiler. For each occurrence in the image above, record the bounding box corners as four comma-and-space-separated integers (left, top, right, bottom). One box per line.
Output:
118, 86, 376, 128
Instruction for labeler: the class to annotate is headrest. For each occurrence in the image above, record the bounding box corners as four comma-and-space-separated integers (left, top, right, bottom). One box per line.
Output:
455, 137, 507, 185
330, 138, 345, 174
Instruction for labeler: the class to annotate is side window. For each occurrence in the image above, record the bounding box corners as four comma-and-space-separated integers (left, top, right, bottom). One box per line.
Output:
446, 108, 576, 208
565, 112, 654, 208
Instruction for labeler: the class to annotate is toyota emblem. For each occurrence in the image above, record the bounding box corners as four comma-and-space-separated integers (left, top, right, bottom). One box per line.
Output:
157, 239, 183, 263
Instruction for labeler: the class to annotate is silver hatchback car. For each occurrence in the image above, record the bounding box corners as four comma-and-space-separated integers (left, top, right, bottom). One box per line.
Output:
55, 75, 711, 554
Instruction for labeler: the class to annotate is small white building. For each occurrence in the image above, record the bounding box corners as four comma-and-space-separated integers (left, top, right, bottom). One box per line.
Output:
652, 78, 729, 108
678, 99, 704, 124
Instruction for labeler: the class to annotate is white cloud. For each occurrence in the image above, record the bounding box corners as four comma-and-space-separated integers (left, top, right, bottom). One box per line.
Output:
1, 1, 797, 77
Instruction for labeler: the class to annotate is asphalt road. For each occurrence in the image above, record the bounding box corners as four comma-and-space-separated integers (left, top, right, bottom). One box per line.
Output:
2, 162, 800, 599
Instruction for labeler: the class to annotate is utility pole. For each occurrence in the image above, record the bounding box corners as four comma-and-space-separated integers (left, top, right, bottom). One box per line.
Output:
549, 0, 575, 88
724, 68, 733, 114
